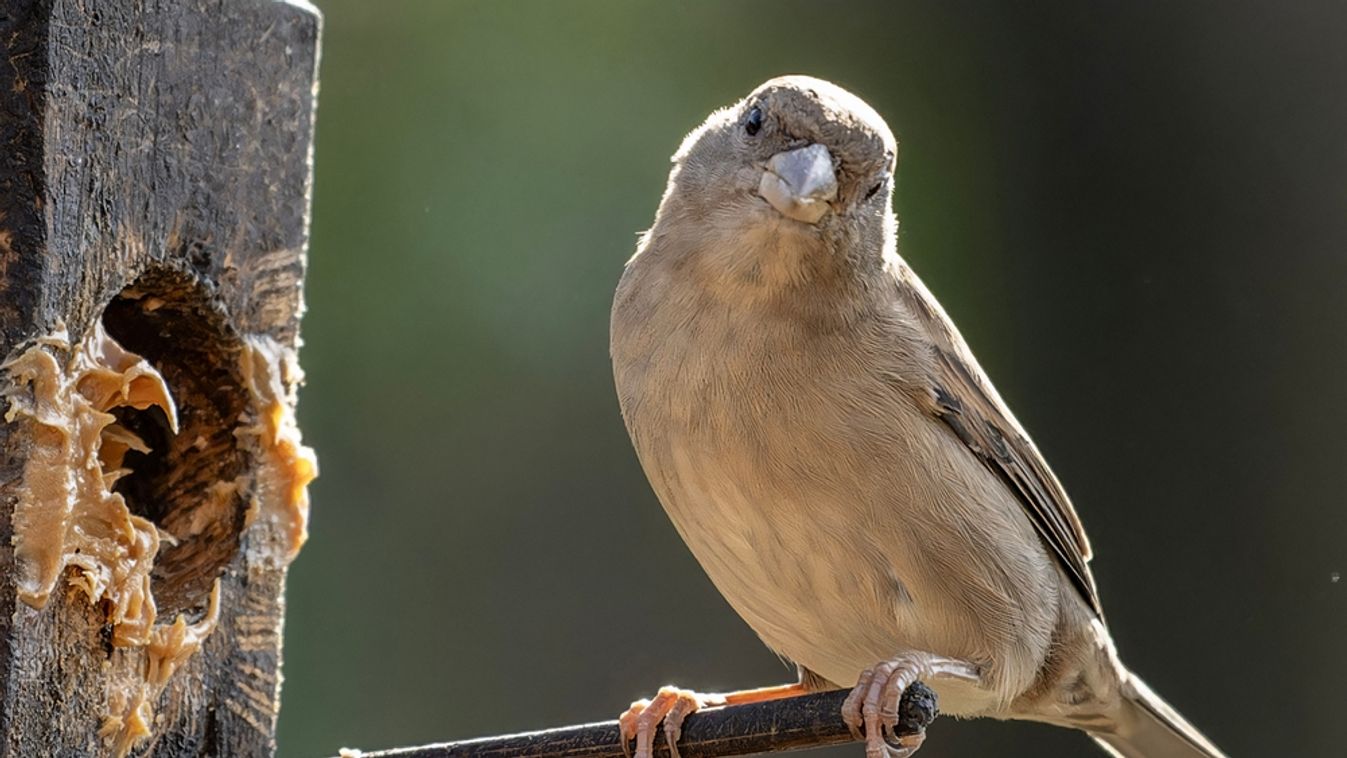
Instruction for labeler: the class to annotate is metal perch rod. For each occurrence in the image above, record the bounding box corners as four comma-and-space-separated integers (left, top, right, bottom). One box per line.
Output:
345, 684, 938, 758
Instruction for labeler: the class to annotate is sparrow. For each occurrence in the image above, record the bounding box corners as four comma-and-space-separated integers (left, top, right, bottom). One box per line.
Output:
609, 75, 1226, 758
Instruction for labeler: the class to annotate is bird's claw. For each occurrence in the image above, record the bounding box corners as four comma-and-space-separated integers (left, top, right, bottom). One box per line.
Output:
842, 652, 969, 757
618, 686, 723, 758
845, 658, 921, 758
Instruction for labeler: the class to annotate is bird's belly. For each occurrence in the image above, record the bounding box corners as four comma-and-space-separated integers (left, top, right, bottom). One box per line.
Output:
663, 457, 893, 674
645, 402, 1056, 715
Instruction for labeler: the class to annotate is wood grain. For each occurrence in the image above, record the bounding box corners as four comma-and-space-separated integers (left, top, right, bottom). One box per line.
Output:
0, 1, 320, 755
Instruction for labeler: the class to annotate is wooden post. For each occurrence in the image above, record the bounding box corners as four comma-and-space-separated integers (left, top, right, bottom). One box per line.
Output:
0, 1, 320, 755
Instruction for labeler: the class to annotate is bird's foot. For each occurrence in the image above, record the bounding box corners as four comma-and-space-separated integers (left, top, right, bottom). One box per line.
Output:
618, 681, 811, 758
841, 651, 979, 758
619, 686, 724, 758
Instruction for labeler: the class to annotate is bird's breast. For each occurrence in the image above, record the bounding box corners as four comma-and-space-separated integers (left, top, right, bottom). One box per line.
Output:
617, 316, 937, 673
612, 288, 1058, 711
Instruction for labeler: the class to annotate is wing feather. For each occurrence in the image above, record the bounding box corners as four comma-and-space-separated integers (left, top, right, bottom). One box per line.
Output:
894, 263, 1102, 617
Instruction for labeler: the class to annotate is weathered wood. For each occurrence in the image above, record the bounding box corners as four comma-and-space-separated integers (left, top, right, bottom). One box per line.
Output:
0, 1, 320, 755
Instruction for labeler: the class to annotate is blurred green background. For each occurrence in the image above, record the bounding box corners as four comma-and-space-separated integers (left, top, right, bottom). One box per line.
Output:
280, 2, 1346, 756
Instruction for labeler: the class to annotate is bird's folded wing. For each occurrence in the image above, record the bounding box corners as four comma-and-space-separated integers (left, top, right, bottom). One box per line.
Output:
894, 263, 1103, 617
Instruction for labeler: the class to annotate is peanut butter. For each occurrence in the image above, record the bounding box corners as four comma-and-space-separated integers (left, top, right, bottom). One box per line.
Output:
238, 335, 317, 561
101, 581, 221, 757
1, 322, 177, 645
3, 323, 317, 756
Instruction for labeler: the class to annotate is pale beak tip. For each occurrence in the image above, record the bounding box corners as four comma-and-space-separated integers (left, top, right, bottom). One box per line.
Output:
759, 144, 838, 225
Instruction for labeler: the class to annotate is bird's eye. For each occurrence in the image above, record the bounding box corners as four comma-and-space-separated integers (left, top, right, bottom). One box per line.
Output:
745, 106, 764, 136
864, 180, 885, 201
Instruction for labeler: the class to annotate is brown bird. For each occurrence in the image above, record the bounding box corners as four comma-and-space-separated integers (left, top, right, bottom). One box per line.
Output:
610, 75, 1226, 758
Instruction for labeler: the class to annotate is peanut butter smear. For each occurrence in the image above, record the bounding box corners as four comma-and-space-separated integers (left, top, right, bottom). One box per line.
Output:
238, 335, 318, 561
101, 580, 222, 758
3, 325, 316, 756
1, 322, 179, 645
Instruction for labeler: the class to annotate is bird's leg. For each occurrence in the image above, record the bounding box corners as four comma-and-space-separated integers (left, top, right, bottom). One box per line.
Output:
841, 652, 980, 758
619, 682, 811, 758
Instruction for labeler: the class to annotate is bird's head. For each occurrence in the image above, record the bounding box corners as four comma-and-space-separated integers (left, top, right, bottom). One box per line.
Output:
651, 76, 898, 293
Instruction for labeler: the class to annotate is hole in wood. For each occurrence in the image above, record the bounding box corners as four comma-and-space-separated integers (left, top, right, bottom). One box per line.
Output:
101, 268, 249, 619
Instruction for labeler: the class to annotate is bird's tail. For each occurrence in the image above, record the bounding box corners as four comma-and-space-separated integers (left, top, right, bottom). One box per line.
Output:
1089, 669, 1226, 758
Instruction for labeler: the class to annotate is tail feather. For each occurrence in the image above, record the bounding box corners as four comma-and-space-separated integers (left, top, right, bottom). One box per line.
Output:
1090, 671, 1226, 758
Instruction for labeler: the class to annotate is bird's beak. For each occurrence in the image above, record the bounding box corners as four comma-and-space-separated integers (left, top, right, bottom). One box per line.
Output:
757, 144, 838, 225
